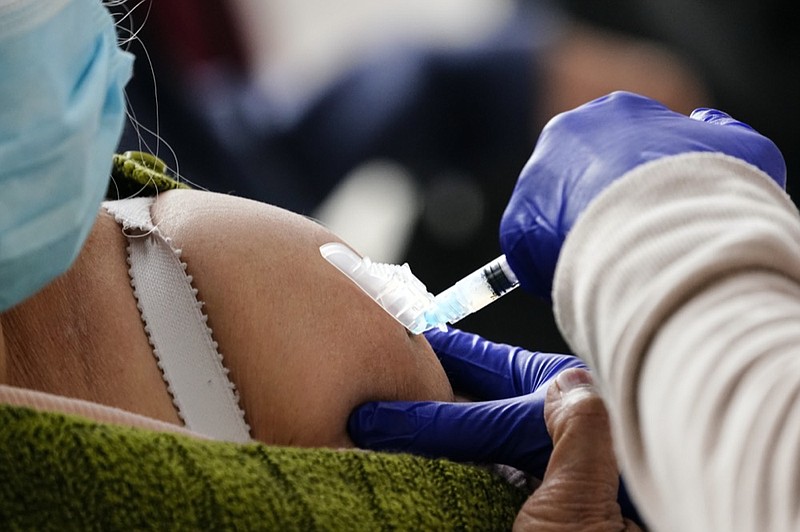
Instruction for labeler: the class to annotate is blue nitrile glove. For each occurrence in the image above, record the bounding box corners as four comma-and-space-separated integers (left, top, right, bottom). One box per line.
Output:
500, 90, 787, 299
348, 326, 586, 479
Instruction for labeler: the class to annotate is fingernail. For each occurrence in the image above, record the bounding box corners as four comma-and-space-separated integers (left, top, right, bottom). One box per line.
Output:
555, 368, 594, 393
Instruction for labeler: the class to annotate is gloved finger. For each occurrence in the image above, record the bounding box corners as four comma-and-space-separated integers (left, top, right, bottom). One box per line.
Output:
689, 106, 786, 188
689, 107, 755, 131
515, 369, 643, 530
348, 396, 553, 478
424, 326, 538, 398
424, 326, 586, 400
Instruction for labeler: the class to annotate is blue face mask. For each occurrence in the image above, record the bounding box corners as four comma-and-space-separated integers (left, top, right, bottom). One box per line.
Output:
0, 0, 133, 311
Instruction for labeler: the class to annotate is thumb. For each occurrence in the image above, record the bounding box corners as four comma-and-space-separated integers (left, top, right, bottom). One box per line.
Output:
513, 369, 641, 531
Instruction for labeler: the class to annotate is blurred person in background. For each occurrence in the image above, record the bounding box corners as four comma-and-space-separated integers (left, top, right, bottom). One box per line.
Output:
556, 0, 797, 198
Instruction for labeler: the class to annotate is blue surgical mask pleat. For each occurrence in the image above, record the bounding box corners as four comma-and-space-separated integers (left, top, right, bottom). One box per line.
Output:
0, 0, 134, 310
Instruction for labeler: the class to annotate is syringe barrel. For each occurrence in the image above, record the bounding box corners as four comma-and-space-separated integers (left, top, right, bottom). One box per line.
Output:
428, 255, 519, 327
321, 241, 520, 335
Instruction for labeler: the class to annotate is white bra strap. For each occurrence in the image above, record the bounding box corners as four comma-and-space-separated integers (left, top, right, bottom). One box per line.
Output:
103, 198, 251, 443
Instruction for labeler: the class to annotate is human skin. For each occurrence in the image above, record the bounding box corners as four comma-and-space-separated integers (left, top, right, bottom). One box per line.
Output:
514, 369, 641, 531
0, 189, 453, 447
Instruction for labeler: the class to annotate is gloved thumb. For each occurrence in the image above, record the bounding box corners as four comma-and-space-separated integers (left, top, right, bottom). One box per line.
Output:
513, 369, 642, 531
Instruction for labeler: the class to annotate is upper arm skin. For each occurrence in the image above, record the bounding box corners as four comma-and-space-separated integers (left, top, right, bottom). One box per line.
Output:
2, 189, 452, 448
151, 190, 453, 447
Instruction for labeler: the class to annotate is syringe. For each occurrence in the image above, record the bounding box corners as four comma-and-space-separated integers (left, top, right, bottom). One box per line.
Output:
320, 242, 519, 334
423, 255, 519, 331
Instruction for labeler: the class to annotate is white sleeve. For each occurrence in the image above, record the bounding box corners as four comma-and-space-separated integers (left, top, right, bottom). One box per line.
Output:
553, 152, 800, 532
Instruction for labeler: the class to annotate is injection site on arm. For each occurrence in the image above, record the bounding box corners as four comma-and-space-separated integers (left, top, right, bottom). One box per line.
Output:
320, 242, 518, 334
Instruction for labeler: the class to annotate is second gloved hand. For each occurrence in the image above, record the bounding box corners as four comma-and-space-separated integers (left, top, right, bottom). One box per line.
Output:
500, 91, 787, 299
347, 326, 586, 479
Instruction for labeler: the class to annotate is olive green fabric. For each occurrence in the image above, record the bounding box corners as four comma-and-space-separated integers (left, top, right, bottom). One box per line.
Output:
0, 405, 527, 530
107, 151, 190, 199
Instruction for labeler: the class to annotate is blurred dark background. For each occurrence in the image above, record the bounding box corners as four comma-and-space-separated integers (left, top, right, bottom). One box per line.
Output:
114, 0, 796, 354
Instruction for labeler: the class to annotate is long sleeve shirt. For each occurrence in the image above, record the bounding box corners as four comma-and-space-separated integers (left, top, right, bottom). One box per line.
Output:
553, 152, 800, 531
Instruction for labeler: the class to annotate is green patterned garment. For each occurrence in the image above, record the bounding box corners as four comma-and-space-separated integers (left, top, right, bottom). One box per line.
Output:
0, 405, 526, 530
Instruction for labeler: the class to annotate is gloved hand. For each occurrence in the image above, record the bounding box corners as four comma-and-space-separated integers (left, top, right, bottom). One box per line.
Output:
500, 90, 787, 299
348, 326, 586, 479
